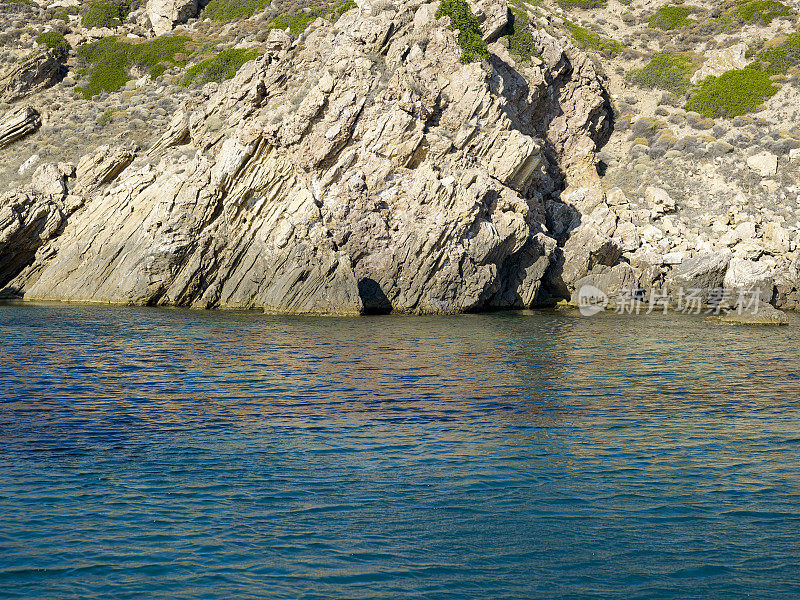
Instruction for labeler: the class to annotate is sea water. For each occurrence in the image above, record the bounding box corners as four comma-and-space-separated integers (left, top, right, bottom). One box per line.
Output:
1, 303, 799, 599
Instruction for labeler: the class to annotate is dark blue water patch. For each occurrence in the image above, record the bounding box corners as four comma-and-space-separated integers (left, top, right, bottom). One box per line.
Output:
1, 304, 800, 599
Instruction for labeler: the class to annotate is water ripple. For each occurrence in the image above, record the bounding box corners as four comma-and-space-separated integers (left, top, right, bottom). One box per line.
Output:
1, 304, 799, 599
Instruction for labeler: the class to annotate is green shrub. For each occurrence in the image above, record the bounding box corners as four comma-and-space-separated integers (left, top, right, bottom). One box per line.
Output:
685, 66, 778, 118
203, 0, 355, 28
646, 0, 793, 34
81, 0, 127, 28
200, 0, 270, 22
181, 47, 260, 86
132, 34, 191, 77
754, 32, 800, 75
733, 0, 792, 25
76, 38, 129, 96
35, 30, 71, 60
648, 5, 694, 30
436, 0, 491, 64
629, 53, 696, 95
558, 0, 606, 7
76, 35, 191, 98
265, 1, 356, 36
328, 0, 356, 21
98, 109, 116, 127
266, 12, 320, 36
505, 7, 541, 63
50, 6, 77, 21
564, 20, 623, 54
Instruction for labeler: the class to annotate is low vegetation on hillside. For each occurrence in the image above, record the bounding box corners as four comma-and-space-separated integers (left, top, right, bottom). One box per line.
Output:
648, 5, 697, 30
685, 66, 779, 117
557, 0, 606, 8
644, 0, 795, 35
181, 47, 261, 86
754, 32, 800, 76
563, 19, 624, 55
733, 0, 793, 25
629, 53, 697, 95
35, 31, 71, 60
620, 0, 799, 118
81, 0, 137, 28
76, 35, 191, 97
436, 0, 491, 63
505, 5, 542, 63
200, 0, 272, 22
201, 0, 354, 26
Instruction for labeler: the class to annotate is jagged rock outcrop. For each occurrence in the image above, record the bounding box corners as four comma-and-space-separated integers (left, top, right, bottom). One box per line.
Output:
644, 186, 675, 219
0, 0, 612, 314
148, 111, 191, 156
146, 0, 199, 36
570, 262, 639, 307
0, 192, 64, 292
74, 145, 138, 193
0, 106, 41, 150
30, 163, 68, 197
469, 0, 509, 42
723, 257, 775, 305
0, 162, 75, 292
746, 152, 779, 177
0, 51, 64, 103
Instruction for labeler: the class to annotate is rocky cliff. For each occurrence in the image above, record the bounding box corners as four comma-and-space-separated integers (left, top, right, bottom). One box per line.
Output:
0, 0, 612, 314
1, 0, 799, 316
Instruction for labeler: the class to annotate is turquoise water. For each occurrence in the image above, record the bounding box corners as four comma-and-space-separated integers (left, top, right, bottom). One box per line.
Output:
1, 304, 799, 599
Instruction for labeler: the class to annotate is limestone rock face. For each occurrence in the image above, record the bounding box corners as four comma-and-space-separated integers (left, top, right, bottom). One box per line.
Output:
570, 262, 640, 307
469, 0, 509, 42
0, 191, 66, 291
723, 257, 774, 305
0, 0, 612, 314
746, 152, 779, 177
0, 106, 41, 150
0, 51, 64, 103
75, 145, 138, 193
31, 163, 68, 197
666, 252, 730, 302
147, 0, 199, 35
551, 220, 622, 298
691, 43, 749, 85
762, 222, 792, 255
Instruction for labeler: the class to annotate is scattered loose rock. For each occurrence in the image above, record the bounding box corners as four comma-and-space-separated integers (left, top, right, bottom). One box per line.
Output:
645, 186, 676, 218
747, 152, 779, 177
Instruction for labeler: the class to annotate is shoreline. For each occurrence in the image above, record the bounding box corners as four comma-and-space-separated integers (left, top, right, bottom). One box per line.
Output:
2, 297, 796, 326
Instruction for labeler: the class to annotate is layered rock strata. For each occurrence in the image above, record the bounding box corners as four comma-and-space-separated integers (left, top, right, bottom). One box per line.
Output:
0, 0, 611, 314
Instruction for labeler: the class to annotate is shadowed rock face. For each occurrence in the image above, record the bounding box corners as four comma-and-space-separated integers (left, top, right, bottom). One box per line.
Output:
0, 106, 41, 150
0, 51, 64, 104
0, 0, 611, 314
